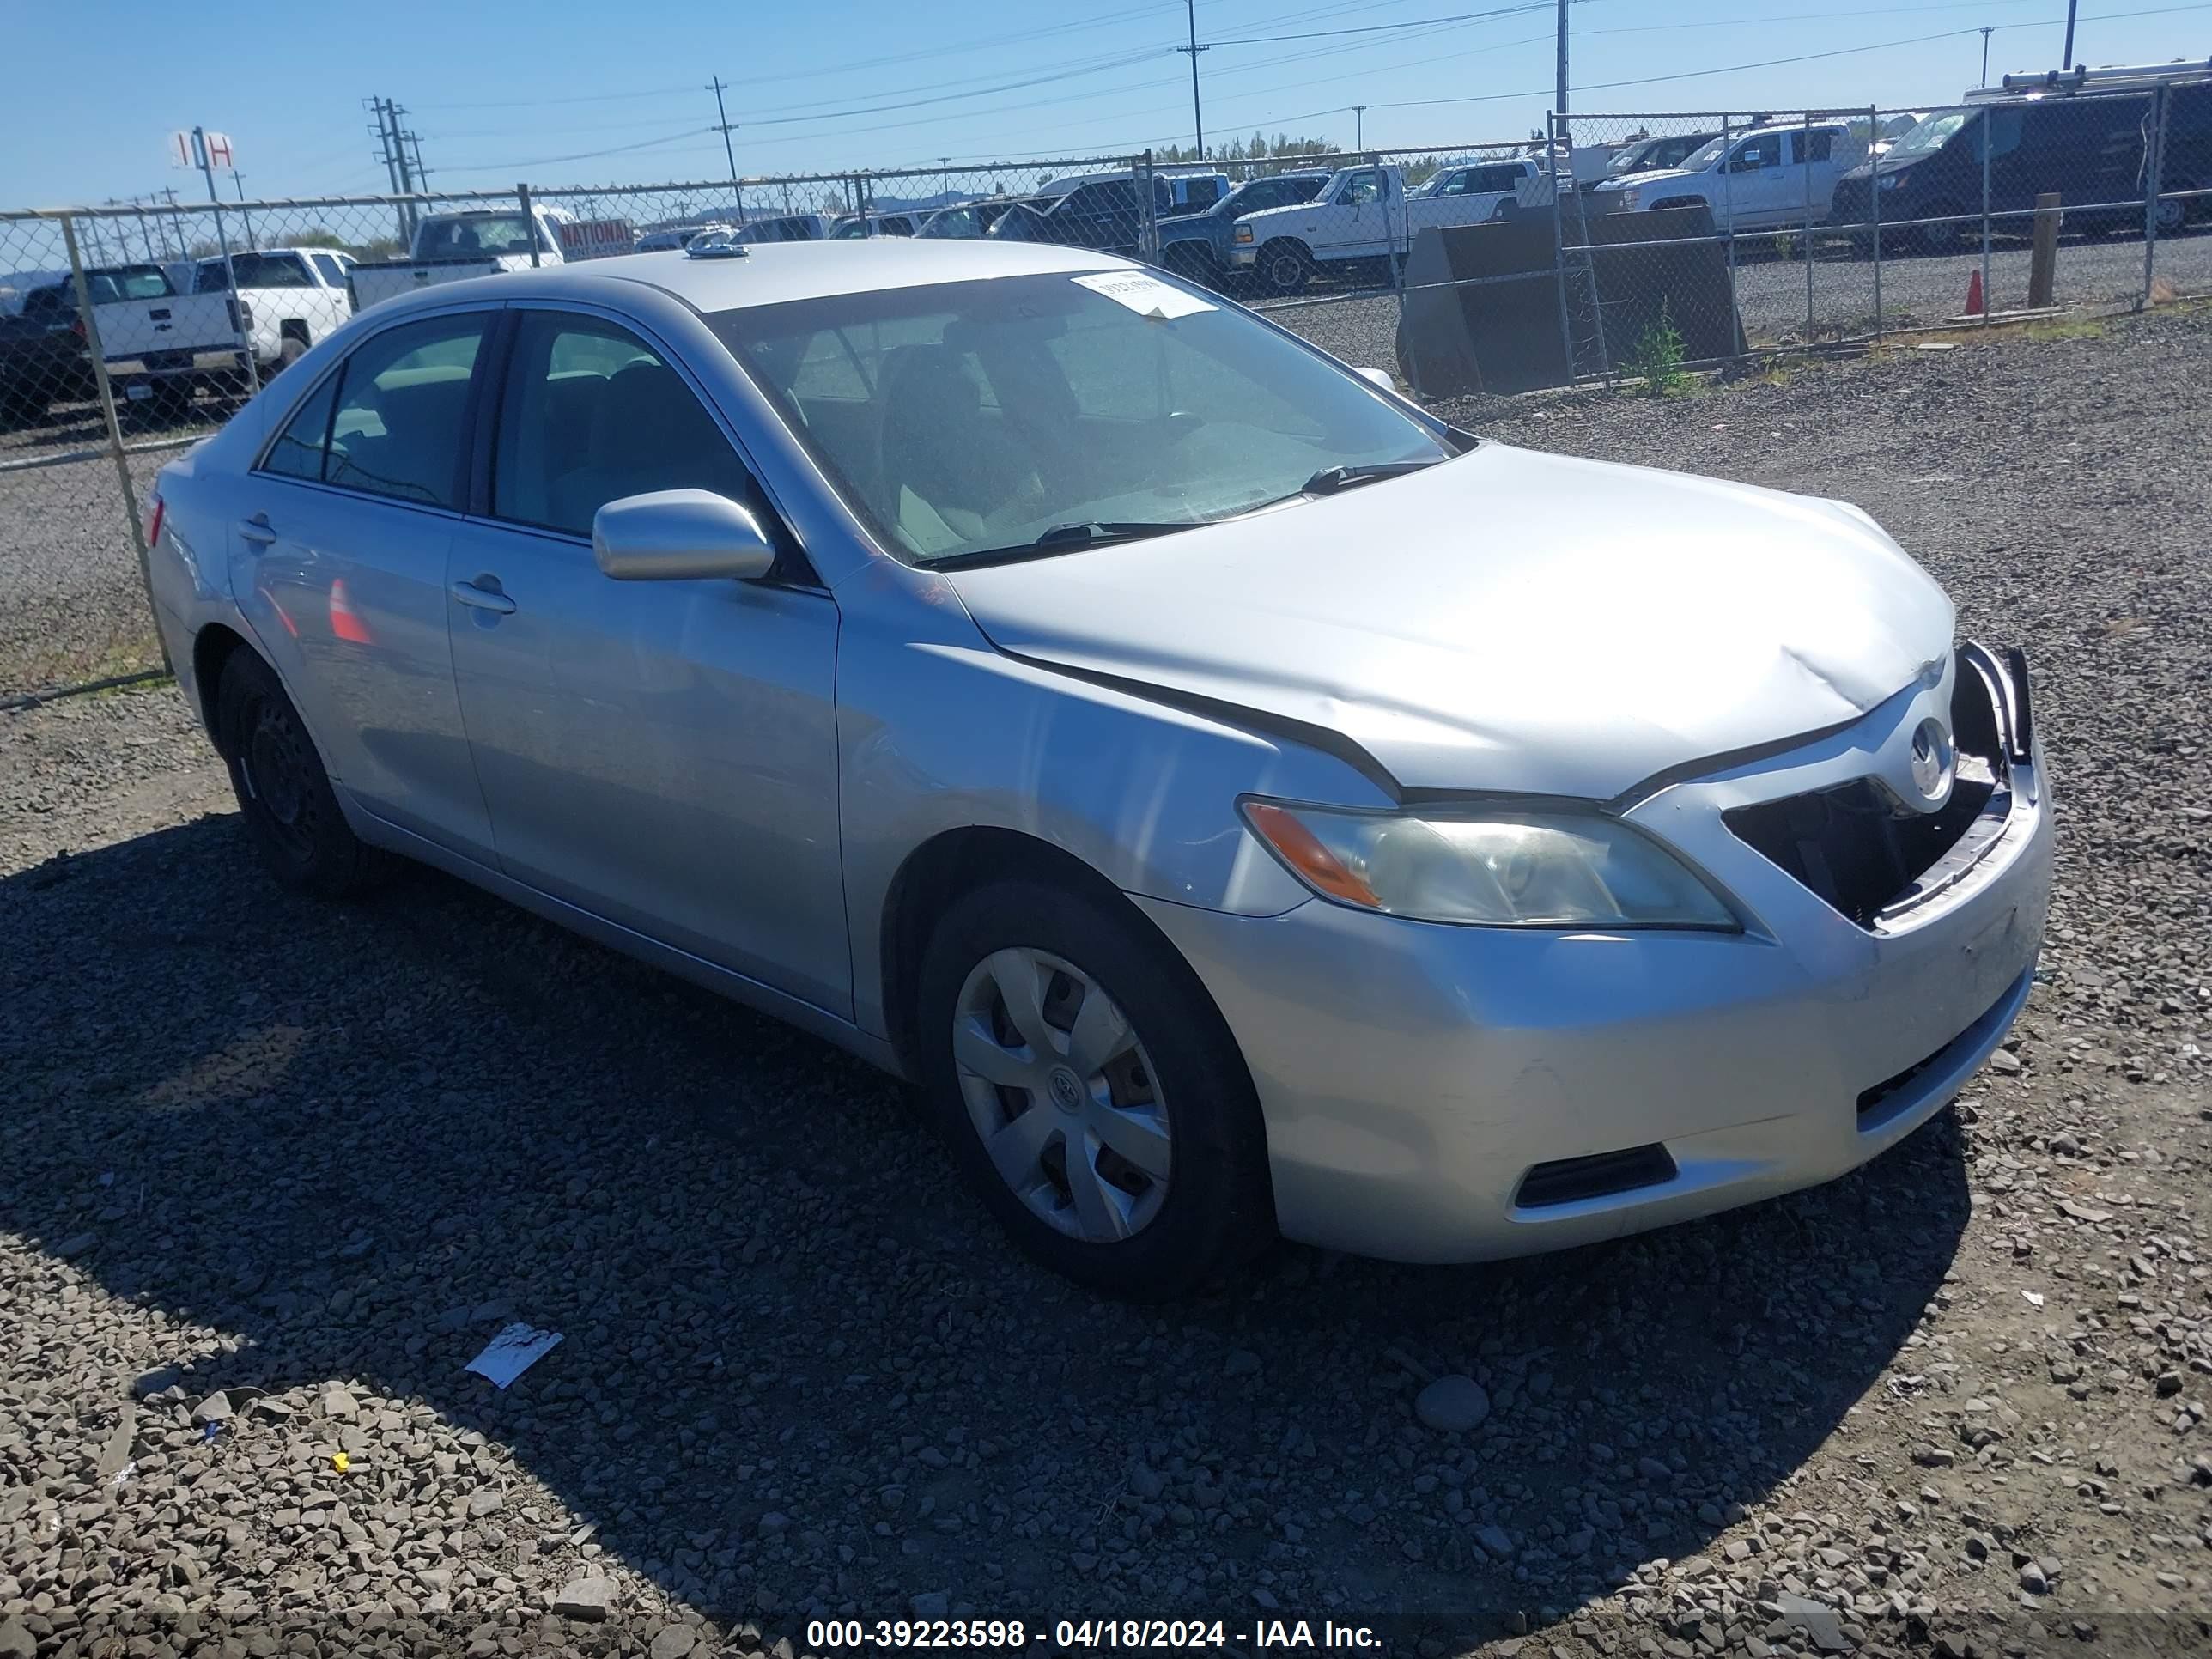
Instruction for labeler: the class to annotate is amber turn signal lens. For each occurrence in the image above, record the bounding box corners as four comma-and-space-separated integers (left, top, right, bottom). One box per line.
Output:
1243, 802, 1382, 908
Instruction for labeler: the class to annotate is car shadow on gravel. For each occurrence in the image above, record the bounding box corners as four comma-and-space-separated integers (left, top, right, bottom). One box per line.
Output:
2, 813, 1972, 1642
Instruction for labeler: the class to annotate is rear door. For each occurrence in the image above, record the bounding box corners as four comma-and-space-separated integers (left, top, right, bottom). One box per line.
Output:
442, 305, 847, 1009
230, 307, 499, 858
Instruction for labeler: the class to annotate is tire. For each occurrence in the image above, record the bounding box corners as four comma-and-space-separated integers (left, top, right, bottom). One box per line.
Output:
1161, 242, 1220, 289
1255, 238, 1314, 298
916, 878, 1273, 1299
216, 650, 384, 898
2154, 185, 2192, 236
1915, 204, 1970, 256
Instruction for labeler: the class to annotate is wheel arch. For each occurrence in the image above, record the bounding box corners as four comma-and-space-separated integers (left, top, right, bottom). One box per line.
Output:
878, 826, 1159, 1081
191, 621, 255, 752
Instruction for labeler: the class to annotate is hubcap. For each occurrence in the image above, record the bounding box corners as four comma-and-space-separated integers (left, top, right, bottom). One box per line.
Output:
241, 697, 318, 860
951, 947, 1171, 1244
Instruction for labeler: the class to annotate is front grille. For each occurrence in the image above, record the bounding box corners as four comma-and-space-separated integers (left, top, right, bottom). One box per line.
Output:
1516, 1143, 1678, 1209
1724, 650, 2010, 929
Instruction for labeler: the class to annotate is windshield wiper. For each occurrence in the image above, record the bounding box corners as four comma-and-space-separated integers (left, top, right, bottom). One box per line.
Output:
926, 521, 1190, 568
1298, 459, 1442, 497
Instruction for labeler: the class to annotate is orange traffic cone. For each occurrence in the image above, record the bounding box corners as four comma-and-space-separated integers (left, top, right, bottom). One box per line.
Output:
1963, 269, 1984, 317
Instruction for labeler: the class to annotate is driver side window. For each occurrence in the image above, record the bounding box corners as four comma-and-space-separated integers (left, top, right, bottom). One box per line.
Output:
1340, 170, 1383, 205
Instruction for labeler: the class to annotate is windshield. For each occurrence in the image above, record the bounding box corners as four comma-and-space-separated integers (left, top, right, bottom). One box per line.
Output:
195, 252, 312, 291
417, 216, 538, 257
1679, 136, 1730, 171
714, 271, 1452, 565
87, 267, 173, 301
1607, 141, 1656, 174
1885, 110, 1974, 158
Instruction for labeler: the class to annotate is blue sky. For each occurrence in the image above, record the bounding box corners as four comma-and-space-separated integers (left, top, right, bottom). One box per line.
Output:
9, 0, 2207, 205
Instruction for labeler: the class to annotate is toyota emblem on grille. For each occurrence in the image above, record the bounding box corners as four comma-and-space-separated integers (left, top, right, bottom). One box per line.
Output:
1908, 717, 1956, 807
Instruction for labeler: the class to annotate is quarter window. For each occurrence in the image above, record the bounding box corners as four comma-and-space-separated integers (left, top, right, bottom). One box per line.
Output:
492, 312, 758, 538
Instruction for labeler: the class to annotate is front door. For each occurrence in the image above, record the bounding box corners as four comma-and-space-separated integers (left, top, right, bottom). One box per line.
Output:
443, 307, 848, 1013
1715, 131, 1792, 228
231, 308, 497, 857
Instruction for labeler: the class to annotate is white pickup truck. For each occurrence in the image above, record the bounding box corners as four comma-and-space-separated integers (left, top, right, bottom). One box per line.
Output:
193, 247, 356, 377
1582, 120, 1869, 229
347, 207, 576, 313
1228, 159, 1559, 295
81, 264, 250, 420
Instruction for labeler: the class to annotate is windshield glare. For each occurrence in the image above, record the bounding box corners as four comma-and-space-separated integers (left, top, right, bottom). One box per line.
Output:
1680, 136, 1730, 171
714, 273, 1451, 564
419, 216, 537, 256
1886, 110, 1973, 157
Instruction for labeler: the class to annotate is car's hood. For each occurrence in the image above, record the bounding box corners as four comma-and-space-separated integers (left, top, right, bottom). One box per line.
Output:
1591, 167, 1699, 194
943, 444, 1952, 799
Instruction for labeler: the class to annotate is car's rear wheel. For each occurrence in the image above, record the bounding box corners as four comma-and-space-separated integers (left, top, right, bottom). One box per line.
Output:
917, 878, 1272, 1299
216, 650, 383, 897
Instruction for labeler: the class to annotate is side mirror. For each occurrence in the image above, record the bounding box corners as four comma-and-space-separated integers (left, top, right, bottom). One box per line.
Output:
592, 489, 775, 582
1351, 366, 1396, 393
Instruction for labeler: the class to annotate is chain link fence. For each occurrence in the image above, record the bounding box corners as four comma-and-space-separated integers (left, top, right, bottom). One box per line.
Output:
4, 80, 2207, 701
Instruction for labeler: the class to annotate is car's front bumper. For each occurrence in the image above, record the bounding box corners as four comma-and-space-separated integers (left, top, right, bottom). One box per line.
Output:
1135, 648, 2052, 1263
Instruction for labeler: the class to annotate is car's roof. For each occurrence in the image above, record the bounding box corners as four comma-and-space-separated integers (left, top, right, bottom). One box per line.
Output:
415, 237, 1139, 315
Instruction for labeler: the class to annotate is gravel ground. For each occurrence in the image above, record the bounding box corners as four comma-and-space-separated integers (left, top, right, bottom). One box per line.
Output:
2, 307, 2209, 1659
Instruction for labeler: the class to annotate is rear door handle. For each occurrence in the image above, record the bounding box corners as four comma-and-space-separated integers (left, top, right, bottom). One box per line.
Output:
238, 512, 276, 546
451, 577, 516, 615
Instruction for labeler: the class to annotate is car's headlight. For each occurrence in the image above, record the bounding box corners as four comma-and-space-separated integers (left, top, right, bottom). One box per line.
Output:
1877, 171, 1905, 191
1241, 799, 1739, 930
1619, 188, 1641, 210
1234, 224, 1254, 243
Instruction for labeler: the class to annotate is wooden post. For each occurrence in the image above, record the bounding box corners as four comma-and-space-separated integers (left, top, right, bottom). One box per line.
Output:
2028, 191, 2061, 309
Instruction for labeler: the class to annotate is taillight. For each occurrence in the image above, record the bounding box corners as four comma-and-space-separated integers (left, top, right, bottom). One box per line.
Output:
70, 317, 86, 340
145, 496, 165, 550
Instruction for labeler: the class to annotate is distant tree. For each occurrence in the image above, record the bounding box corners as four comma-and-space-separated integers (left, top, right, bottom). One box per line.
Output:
289, 228, 349, 249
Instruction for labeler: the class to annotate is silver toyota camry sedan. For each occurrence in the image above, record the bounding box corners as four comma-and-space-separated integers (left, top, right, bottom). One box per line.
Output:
144, 238, 2051, 1297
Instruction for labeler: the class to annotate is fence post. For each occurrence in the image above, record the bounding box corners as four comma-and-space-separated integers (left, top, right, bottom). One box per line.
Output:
1722, 113, 1740, 363
2142, 82, 2169, 307
1546, 115, 1576, 380
1990, 110, 2008, 327
1869, 106, 1883, 343
519, 185, 541, 267
1802, 112, 1815, 343
1386, 148, 1408, 316
1139, 149, 1159, 264
58, 212, 161, 671
203, 190, 256, 399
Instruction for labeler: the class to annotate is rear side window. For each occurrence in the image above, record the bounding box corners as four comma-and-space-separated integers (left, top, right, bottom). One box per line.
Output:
264, 313, 486, 506
309, 252, 346, 286
1800, 130, 1835, 163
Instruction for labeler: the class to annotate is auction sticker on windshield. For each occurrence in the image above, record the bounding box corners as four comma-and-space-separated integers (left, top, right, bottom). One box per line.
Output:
1073, 270, 1215, 319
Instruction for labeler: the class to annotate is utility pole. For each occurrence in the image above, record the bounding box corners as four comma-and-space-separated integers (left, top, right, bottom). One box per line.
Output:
406, 127, 430, 195
1979, 26, 1994, 85
1177, 0, 1207, 159
708, 77, 745, 220
1554, 0, 1570, 120
230, 169, 254, 250
2061, 0, 2078, 69
1352, 105, 1367, 149
367, 97, 410, 243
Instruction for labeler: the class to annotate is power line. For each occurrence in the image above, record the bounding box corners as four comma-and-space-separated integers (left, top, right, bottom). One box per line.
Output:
1211, 0, 1557, 46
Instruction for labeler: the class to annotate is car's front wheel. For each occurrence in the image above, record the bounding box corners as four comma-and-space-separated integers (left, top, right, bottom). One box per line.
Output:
216, 649, 384, 897
917, 878, 1273, 1298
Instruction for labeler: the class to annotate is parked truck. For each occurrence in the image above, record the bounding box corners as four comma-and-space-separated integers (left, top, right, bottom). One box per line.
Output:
71, 264, 248, 421
193, 247, 356, 377
1582, 120, 1869, 229
1226, 159, 1560, 295
0, 280, 93, 427
347, 206, 575, 313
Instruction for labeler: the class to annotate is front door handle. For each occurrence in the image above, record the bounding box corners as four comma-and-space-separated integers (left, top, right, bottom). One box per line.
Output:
238, 512, 276, 546
451, 577, 516, 616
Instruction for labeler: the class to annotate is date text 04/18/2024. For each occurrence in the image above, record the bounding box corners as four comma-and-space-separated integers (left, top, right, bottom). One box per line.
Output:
803, 1619, 1383, 1650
